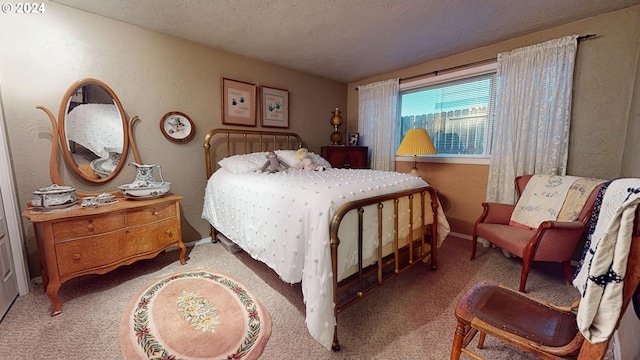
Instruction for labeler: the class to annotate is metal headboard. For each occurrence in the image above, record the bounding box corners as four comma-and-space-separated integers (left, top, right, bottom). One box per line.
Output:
203, 128, 303, 179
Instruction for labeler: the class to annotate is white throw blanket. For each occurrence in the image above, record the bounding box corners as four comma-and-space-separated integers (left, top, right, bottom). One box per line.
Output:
573, 178, 640, 343
510, 174, 580, 229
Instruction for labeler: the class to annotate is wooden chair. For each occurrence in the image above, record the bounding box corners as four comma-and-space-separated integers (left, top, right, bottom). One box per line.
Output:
451, 209, 640, 360
471, 175, 603, 292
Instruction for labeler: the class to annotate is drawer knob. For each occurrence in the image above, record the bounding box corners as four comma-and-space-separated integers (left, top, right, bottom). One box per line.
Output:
166, 230, 173, 238
152, 211, 159, 216
72, 253, 81, 261
87, 224, 94, 231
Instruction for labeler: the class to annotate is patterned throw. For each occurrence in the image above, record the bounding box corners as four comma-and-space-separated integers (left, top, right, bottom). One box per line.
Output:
557, 177, 607, 221
119, 270, 271, 360
510, 175, 580, 229
573, 178, 640, 343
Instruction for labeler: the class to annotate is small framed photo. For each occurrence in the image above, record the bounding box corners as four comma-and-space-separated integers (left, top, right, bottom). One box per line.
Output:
348, 132, 359, 146
222, 78, 257, 127
160, 111, 195, 142
260, 86, 289, 128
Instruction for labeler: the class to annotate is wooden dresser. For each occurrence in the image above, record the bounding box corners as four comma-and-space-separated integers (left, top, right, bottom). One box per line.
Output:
22, 194, 186, 316
321, 146, 368, 169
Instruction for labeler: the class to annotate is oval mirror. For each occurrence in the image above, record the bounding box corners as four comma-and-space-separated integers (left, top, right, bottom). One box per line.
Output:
58, 78, 129, 183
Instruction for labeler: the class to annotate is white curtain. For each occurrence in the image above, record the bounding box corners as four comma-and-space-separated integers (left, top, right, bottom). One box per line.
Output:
486, 35, 578, 204
357, 78, 399, 171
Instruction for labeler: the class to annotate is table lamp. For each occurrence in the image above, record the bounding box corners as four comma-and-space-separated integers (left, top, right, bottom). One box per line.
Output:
396, 128, 437, 177
330, 108, 344, 145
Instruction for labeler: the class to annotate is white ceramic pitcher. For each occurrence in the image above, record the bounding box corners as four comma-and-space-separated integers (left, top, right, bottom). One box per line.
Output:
128, 162, 165, 188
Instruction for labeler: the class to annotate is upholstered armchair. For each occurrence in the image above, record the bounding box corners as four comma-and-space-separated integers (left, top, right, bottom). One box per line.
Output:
471, 175, 603, 292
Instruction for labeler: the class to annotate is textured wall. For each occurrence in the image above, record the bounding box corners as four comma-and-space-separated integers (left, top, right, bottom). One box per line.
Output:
0, 3, 346, 277
395, 161, 489, 236
349, 5, 640, 236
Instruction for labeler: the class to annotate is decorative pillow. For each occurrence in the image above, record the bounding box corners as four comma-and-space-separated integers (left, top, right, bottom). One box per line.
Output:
275, 150, 333, 169
218, 152, 268, 174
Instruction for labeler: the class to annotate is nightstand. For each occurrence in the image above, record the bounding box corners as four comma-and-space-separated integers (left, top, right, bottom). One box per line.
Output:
321, 146, 368, 169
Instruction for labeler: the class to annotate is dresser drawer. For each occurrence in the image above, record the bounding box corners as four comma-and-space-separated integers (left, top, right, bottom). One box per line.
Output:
128, 218, 180, 254
52, 212, 126, 241
55, 230, 129, 276
126, 201, 176, 225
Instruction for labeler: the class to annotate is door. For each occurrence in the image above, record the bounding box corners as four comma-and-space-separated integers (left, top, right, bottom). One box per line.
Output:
0, 188, 18, 319
0, 84, 24, 320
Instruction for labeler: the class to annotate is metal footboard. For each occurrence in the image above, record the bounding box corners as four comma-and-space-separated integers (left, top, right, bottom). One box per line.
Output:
328, 184, 439, 351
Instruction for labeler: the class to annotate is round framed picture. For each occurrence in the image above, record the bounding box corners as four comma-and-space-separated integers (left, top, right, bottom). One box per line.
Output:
160, 111, 195, 142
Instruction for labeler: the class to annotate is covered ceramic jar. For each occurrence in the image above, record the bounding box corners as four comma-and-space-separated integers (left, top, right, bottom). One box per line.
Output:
31, 184, 78, 208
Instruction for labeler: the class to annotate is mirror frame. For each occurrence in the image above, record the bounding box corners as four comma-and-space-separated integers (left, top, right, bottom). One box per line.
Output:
37, 78, 142, 195
57, 78, 129, 184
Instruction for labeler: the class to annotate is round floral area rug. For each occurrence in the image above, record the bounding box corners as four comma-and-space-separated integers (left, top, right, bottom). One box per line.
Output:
119, 270, 271, 360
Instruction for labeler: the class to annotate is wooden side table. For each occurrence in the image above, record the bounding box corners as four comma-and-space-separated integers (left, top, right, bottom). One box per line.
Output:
22, 194, 186, 316
321, 146, 368, 169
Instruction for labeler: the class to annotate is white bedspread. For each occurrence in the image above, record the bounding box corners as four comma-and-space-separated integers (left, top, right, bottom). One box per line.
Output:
65, 103, 124, 158
202, 168, 450, 349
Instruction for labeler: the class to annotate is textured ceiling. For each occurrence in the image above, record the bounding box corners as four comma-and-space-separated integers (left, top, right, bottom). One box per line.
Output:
52, 0, 640, 83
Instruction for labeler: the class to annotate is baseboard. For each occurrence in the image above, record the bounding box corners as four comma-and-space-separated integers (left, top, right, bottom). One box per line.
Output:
448, 231, 472, 241
164, 237, 212, 253
174, 235, 241, 254
189, 237, 213, 246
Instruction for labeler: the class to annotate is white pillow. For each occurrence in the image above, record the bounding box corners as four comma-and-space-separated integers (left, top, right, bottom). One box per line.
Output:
218, 152, 268, 174
274, 150, 300, 167
307, 152, 332, 169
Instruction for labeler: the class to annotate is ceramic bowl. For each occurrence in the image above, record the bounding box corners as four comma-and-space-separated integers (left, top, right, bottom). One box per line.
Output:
117, 182, 171, 198
90, 152, 122, 177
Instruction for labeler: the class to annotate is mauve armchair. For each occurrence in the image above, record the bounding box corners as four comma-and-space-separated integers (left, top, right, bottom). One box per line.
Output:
471, 175, 602, 292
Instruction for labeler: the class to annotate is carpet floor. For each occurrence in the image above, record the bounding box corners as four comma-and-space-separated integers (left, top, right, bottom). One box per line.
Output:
0, 235, 614, 359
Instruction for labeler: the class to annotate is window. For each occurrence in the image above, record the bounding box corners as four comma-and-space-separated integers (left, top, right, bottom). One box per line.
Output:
398, 63, 497, 161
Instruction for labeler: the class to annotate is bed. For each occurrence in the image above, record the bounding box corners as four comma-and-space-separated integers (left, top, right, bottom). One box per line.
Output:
201, 128, 450, 350
64, 102, 124, 159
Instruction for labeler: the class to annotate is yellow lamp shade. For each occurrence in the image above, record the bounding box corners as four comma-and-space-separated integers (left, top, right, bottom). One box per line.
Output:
396, 128, 437, 156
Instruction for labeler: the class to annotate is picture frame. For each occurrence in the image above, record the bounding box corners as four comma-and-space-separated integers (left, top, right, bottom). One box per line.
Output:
160, 111, 195, 142
348, 132, 359, 146
260, 86, 289, 128
222, 78, 257, 126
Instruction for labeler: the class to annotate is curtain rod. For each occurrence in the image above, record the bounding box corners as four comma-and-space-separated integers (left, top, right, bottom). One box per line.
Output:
400, 58, 495, 83
395, 33, 596, 84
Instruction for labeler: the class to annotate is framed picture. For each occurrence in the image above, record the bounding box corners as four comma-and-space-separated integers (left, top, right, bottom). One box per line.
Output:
348, 132, 359, 146
160, 111, 195, 142
260, 86, 289, 128
222, 78, 257, 126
